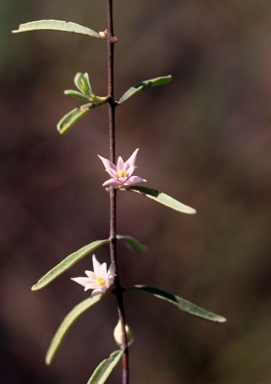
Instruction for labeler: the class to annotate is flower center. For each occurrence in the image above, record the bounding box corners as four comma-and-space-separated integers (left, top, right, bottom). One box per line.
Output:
95, 276, 106, 286
117, 169, 127, 178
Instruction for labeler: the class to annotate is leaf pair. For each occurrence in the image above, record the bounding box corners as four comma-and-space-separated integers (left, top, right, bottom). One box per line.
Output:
31, 184, 196, 293
58, 74, 172, 134
46, 284, 226, 367
32, 236, 146, 291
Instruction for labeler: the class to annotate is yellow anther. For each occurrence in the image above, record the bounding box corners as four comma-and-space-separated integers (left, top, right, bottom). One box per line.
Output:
95, 277, 106, 286
118, 170, 127, 178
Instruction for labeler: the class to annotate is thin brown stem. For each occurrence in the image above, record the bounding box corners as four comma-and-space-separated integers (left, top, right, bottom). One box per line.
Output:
107, 1, 129, 383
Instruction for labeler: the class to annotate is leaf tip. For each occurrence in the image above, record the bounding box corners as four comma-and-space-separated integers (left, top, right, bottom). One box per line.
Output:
31, 283, 38, 291
45, 355, 52, 365
217, 316, 227, 323
56, 125, 65, 134
189, 207, 197, 215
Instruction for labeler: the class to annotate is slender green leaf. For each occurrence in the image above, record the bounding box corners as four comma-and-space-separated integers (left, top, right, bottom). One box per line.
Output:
130, 285, 226, 323
32, 239, 109, 290
64, 90, 91, 102
117, 235, 147, 254
87, 350, 123, 384
57, 107, 89, 134
79, 103, 105, 110
126, 186, 196, 214
74, 72, 93, 96
118, 75, 172, 104
46, 296, 103, 365
12, 20, 101, 38
57, 103, 100, 134
66, 72, 108, 103
83, 72, 92, 92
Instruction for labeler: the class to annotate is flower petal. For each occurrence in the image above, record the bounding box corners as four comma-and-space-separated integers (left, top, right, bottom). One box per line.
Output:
102, 179, 123, 188
124, 165, 136, 177
91, 288, 104, 297
71, 277, 91, 287
71, 276, 100, 289
123, 176, 147, 186
98, 262, 107, 278
117, 156, 125, 171
92, 255, 101, 274
85, 270, 97, 280
125, 148, 139, 169
107, 262, 116, 286
84, 283, 101, 291
98, 155, 118, 177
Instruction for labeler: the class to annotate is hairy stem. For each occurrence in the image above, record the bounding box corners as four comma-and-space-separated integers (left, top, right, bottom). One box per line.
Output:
107, 1, 129, 383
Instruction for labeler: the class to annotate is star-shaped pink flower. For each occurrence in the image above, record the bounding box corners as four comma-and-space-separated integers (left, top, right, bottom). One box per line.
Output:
71, 255, 115, 297
98, 148, 146, 188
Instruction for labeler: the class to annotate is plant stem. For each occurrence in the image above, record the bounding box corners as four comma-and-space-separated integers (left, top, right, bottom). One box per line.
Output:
107, 1, 129, 383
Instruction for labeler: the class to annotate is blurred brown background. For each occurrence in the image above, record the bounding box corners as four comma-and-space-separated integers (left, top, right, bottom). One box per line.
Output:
1, 1, 271, 383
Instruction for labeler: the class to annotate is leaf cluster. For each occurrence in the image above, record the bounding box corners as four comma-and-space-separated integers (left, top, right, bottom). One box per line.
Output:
13, 20, 173, 134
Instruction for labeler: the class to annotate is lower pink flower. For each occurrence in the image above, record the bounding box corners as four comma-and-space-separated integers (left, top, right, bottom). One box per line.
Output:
71, 255, 115, 297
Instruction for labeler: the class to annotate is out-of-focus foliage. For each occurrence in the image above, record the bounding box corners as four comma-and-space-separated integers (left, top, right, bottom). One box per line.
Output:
1, 1, 271, 383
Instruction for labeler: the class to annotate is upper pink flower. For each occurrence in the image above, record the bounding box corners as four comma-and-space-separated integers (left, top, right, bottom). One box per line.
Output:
98, 148, 147, 188
71, 255, 115, 298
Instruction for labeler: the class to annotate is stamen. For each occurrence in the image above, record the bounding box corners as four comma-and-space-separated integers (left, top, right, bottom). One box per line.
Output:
95, 277, 106, 286
118, 170, 126, 178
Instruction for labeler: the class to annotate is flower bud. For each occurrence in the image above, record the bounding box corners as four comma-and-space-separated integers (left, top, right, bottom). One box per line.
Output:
113, 320, 133, 346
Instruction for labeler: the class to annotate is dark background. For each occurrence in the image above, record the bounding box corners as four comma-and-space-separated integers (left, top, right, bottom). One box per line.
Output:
1, 1, 271, 383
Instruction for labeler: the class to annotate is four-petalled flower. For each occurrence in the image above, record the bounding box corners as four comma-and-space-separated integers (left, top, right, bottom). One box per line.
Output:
98, 148, 146, 188
71, 255, 115, 297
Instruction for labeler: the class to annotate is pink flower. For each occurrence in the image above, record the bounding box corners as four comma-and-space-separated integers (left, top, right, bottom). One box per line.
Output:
98, 148, 146, 188
71, 255, 115, 297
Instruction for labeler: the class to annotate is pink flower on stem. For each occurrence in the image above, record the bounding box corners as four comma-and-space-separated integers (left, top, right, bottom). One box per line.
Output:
98, 148, 146, 188
71, 255, 115, 298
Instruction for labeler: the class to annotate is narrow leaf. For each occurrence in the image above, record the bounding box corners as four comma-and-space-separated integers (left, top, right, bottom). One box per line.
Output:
12, 20, 101, 38
57, 103, 100, 134
127, 186, 196, 214
32, 239, 109, 290
117, 235, 147, 254
74, 72, 93, 96
57, 107, 89, 134
46, 296, 103, 365
131, 285, 226, 323
118, 75, 172, 104
64, 90, 91, 102
79, 102, 105, 110
87, 350, 123, 384
83, 73, 92, 92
